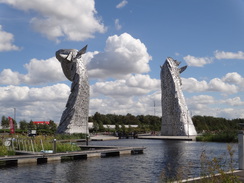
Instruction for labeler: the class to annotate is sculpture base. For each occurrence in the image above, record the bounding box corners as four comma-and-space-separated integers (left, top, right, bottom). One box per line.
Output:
57, 123, 88, 134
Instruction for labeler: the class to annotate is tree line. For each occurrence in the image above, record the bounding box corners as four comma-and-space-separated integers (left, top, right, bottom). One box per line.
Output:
192, 115, 243, 132
1, 113, 243, 135
89, 112, 161, 133
89, 113, 243, 133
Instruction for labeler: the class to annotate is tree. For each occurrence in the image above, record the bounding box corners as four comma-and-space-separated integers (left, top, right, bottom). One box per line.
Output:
92, 121, 99, 133
98, 121, 105, 132
19, 120, 28, 131
115, 124, 120, 132
49, 120, 57, 133
28, 120, 36, 130
93, 112, 102, 122
1, 115, 9, 129
121, 124, 126, 133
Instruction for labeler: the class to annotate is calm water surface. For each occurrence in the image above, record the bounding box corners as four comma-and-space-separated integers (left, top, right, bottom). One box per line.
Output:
0, 139, 239, 183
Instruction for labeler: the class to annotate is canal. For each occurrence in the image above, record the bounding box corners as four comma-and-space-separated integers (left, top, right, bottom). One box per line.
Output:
0, 139, 239, 183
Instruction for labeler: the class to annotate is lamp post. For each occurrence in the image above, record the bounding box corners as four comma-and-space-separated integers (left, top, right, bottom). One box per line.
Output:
86, 118, 89, 146
13, 108, 16, 122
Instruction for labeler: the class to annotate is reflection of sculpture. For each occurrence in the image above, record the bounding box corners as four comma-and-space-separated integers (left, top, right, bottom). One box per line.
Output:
56, 45, 89, 134
160, 57, 197, 136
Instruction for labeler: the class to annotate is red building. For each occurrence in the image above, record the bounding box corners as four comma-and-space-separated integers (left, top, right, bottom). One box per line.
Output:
33, 121, 50, 125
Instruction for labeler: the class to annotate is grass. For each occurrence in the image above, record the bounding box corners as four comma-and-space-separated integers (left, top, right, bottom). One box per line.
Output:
0, 146, 15, 156
14, 136, 81, 153
0, 134, 84, 156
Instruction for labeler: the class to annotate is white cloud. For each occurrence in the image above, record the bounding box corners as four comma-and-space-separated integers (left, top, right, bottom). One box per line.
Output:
182, 73, 242, 94
183, 55, 213, 67
91, 74, 159, 98
189, 95, 215, 105
23, 57, 66, 85
89, 91, 161, 116
126, 74, 160, 89
0, 84, 69, 121
115, 19, 122, 30
182, 78, 209, 92
116, 0, 128, 8
87, 33, 152, 79
214, 50, 244, 59
183, 50, 244, 68
185, 95, 244, 118
0, 57, 66, 85
0, 69, 22, 85
223, 97, 244, 106
187, 95, 232, 118
209, 78, 238, 94
0, 84, 69, 104
187, 95, 215, 113
0, 25, 20, 51
222, 72, 243, 84
0, 0, 106, 42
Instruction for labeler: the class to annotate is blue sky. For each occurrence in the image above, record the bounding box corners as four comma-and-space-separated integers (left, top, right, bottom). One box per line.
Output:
0, 0, 244, 122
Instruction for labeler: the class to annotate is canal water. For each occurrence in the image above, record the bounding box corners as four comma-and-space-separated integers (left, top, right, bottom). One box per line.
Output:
0, 139, 239, 183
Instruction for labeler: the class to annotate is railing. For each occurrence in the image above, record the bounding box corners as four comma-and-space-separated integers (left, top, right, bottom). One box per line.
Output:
1, 138, 54, 154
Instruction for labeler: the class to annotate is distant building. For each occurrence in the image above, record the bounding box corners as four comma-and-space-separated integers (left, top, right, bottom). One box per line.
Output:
33, 121, 50, 125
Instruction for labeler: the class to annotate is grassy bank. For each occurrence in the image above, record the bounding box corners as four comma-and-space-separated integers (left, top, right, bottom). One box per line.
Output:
196, 130, 238, 142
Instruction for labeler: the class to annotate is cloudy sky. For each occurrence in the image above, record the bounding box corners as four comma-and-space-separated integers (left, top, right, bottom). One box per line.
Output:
0, 0, 244, 123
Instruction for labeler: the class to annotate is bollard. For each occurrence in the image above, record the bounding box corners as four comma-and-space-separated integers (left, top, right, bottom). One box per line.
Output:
238, 132, 244, 170
53, 139, 57, 154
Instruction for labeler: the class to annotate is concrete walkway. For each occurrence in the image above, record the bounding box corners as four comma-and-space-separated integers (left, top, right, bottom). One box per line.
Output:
180, 170, 244, 182
234, 170, 244, 182
90, 135, 119, 141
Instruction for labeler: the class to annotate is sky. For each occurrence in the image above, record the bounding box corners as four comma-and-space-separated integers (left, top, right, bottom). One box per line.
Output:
0, 0, 244, 123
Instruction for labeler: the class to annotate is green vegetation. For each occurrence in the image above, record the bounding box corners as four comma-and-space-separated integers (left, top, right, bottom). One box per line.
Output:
0, 145, 15, 156
196, 130, 238, 142
192, 115, 241, 132
192, 116, 243, 142
89, 112, 161, 133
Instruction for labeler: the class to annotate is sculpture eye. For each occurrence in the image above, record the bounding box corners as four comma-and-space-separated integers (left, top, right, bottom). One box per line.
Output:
60, 53, 69, 57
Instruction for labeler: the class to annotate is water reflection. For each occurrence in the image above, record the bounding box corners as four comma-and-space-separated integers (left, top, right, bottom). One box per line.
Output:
160, 141, 186, 180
